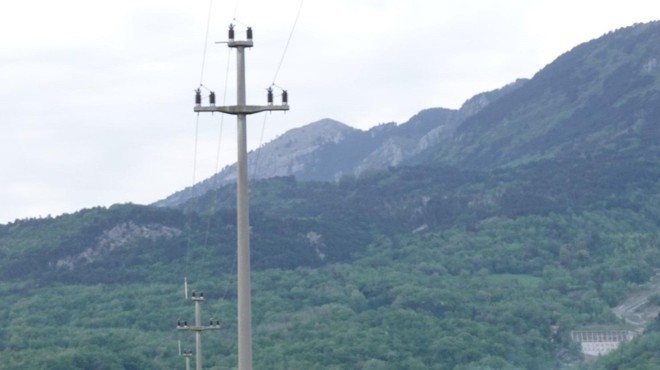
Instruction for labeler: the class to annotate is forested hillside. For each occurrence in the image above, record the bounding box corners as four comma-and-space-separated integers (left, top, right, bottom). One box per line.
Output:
1, 21, 660, 370
427, 21, 660, 169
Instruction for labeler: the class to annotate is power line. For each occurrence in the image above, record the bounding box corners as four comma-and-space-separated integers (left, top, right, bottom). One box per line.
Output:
252, 0, 304, 179
232, 0, 240, 20
213, 50, 233, 176
250, 113, 268, 180
199, 0, 215, 85
272, 0, 305, 84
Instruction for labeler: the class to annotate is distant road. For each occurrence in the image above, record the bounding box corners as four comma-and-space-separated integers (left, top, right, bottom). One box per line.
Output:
612, 274, 660, 329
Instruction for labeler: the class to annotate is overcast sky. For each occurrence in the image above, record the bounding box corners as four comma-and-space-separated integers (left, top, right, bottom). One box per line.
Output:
1, 0, 659, 224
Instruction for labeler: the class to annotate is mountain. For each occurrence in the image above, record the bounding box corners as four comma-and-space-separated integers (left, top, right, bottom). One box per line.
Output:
2, 21, 660, 370
156, 80, 526, 207
424, 21, 660, 169
158, 118, 356, 206
162, 20, 660, 208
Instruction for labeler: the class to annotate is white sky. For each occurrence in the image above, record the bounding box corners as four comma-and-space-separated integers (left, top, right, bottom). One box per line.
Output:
0, 0, 659, 224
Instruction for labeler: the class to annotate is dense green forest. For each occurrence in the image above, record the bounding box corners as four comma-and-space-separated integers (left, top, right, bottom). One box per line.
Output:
1, 159, 659, 369
2, 21, 660, 370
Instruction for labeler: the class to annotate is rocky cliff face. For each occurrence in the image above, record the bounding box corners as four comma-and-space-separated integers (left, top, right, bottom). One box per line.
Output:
52, 222, 182, 271
156, 80, 526, 207
246, 118, 358, 180
156, 119, 358, 207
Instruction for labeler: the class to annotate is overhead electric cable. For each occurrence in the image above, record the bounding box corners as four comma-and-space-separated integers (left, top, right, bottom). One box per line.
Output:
252, 0, 304, 178
191, 116, 201, 192
272, 0, 305, 84
199, 0, 215, 85
180, 113, 202, 283
250, 113, 269, 180
182, 0, 215, 284
202, 48, 233, 249
232, 0, 240, 20
213, 50, 234, 176
206, 49, 237, 312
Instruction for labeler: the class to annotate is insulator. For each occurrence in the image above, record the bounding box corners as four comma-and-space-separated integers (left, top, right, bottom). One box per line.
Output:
282, 90, 288, 104
247, 27, 253, 40
215, 320, 220, 326
191, 291, 196, 298
200, 292, 204, 298
177, 320, 181, 327
195, 89, 201, 105
267, 87, 273, 104
228, 24, 235, 40
184, 321, 188, 326
209, 92, 216, 105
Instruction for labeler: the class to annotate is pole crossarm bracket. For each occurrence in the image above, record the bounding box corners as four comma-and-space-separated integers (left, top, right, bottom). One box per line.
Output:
228, 40, 254, 48
194, 104, 289, 115
176, 325, 221, 332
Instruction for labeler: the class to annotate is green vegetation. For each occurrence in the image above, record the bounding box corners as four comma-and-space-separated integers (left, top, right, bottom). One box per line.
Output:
1, 20, 660, 370
1, 156, 660, 369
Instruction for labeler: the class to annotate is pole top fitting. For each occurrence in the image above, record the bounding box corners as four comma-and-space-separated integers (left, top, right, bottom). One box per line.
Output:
227, 25, 253, 48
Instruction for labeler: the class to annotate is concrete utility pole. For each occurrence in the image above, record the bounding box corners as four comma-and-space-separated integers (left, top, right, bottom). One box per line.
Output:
181, 348, 193, 370
177, 291, 221, 370
194, 24, 289, 370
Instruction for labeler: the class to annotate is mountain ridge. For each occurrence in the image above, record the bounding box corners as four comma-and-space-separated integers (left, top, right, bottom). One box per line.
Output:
156, 79, 527, 207
427, 21, 660, 169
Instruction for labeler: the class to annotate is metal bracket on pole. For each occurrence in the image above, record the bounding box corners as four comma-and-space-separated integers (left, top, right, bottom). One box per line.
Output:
182, 349, 193, 370
194, 104, 289, 115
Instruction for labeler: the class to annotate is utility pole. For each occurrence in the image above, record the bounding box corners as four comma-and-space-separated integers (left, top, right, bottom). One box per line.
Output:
194, 24, 289, 370
177, 290, 221, 370
181, 348, 193, 370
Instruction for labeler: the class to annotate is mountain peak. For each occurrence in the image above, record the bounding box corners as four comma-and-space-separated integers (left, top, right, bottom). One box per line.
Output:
277, 118, 356, 146
306, 118, 351, 129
